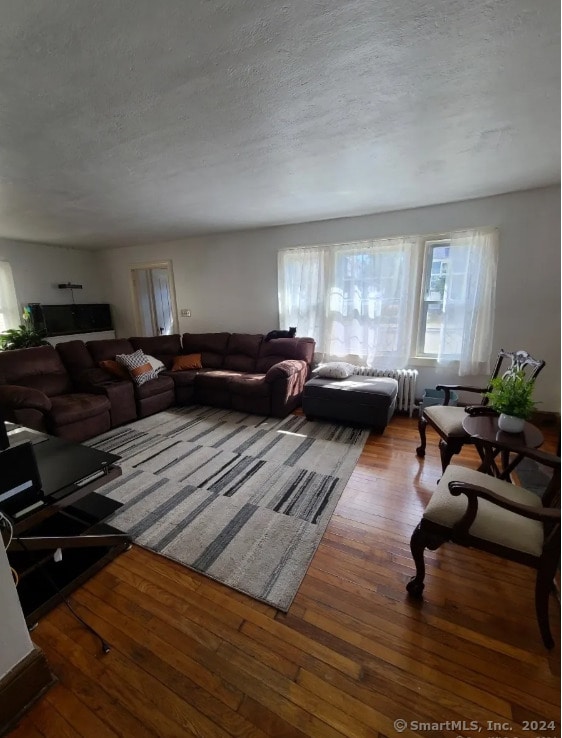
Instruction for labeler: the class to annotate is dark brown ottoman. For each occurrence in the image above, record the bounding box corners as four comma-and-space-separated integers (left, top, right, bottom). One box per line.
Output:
302, 375, 398, 433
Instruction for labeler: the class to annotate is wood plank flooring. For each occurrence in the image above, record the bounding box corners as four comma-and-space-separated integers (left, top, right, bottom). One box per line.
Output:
9, 416, 561, 737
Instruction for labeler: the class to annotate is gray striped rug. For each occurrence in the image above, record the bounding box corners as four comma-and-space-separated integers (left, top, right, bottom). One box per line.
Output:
87, 406, 369, 610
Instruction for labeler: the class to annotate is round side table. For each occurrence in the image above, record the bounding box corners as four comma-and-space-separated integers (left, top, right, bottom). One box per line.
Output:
462, 415, 544, 479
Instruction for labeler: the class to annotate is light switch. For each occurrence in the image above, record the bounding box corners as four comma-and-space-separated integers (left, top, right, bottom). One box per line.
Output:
180, 309, 191, 317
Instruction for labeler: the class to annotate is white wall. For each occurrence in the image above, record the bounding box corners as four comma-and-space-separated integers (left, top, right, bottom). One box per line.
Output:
99, 186, 560, 412
0, 543, 33, 679
0, 238, 109, 310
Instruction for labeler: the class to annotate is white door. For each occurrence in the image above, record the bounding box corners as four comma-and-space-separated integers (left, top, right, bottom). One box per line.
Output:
131, 262, 178, 336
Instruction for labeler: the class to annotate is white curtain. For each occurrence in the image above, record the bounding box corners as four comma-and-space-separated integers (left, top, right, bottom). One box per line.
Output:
279, 237, 420, 368
0, 261, 20, 332
437, 228, 499, 375
278, 245, 328, 343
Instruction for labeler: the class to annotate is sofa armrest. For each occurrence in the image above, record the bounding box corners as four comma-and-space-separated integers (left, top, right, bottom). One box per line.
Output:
264, 360, 309, 417
0, 384, 52, 413
264, 360, 308, 383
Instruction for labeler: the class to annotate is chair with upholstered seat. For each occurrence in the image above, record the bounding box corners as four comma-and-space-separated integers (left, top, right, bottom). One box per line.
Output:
406, 438, 560, 648
416, 349, 545, 471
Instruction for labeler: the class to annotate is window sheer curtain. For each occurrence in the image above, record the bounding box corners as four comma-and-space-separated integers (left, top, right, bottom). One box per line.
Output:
279, 237, 420, 368
0, 261, 20, 332
437, 228, 499, 375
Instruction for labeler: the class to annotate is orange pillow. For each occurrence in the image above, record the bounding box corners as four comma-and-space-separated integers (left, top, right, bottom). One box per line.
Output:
171, 353, 203, 371
99, 359, 130, 379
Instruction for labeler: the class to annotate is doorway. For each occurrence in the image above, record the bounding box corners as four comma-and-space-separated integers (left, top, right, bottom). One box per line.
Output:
130, 261, 178, 336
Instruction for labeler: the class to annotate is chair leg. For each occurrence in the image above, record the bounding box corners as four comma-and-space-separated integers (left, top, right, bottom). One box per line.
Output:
438, 438, 463, 472
406, 522, 447, 598
535, 561, 557, 649
416, 414, 428, 457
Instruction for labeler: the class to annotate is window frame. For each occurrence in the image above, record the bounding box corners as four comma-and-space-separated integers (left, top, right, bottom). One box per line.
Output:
413, 236, 452, 362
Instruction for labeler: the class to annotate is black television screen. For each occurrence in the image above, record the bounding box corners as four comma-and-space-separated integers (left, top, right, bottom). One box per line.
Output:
38, 304, 113, 336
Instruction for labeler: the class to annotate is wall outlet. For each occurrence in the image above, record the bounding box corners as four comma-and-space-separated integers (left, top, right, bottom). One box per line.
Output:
180, 309, 191, 317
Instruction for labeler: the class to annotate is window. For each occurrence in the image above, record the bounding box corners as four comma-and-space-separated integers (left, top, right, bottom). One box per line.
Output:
0, 261, 20, 332
278, 228, 498, 375
418, 239, 450, 357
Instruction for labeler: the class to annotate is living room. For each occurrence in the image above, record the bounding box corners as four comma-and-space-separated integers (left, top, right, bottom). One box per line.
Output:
0, 1, 560, 736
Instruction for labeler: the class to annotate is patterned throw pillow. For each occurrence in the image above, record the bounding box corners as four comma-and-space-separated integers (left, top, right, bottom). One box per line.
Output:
116, 350, 159, 386
313, 361, 357, 380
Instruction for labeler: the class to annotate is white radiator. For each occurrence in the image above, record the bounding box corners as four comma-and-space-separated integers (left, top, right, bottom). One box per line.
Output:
352, 367, 419, 417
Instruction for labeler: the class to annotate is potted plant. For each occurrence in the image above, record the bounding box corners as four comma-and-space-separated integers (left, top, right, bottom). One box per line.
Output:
484, 369, 537, 432
0, 313, 49, 351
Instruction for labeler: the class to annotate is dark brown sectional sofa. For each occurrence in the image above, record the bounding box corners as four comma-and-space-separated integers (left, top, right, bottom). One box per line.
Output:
0, 332, 315, 442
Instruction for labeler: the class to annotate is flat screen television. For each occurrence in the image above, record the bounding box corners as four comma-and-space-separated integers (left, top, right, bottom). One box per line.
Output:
28, 304, 113, 337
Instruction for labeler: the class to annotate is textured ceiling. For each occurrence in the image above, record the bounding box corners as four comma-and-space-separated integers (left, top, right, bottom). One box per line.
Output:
0, 0, 559, 249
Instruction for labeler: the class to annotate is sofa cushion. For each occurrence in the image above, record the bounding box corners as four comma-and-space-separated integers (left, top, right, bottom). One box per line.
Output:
134, 373, 174, 399
256, 337, 315, 373
229, 374, 271, 398
87, 338, 135, 363
50, 393, 111, 426
0, 345, 73, 397
129, 335, 182, 370
195, 370, 242, 391
56, 340, 96, 372
181, 333, 230, 369
172, 353, 202, 371
224, 334, 263, 373
162, 368, 204, 388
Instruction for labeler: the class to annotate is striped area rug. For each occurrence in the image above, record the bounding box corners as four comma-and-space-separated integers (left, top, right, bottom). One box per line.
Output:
87, 405, 369, 610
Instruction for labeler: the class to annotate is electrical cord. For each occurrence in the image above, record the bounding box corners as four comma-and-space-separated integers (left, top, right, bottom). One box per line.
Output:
0, 510, 14, 549
14, 533, 111, 654
1, 513, 19, 585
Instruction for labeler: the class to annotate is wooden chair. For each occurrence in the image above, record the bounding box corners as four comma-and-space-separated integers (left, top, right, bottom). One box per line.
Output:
416, 349, 545, 471
406, 438, 560, 648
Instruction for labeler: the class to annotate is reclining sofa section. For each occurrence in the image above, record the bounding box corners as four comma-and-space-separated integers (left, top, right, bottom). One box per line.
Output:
0, 333, 315, 442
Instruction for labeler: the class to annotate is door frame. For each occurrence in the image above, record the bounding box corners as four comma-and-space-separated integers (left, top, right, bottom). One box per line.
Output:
129, 260, 179, 337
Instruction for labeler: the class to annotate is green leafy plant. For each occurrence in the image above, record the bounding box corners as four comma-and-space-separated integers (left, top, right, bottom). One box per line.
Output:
484, 370, 537, 419
0, 320, 49, 351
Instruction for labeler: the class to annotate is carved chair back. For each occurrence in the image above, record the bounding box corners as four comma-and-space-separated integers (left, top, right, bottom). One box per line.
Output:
482, 349, 546, 407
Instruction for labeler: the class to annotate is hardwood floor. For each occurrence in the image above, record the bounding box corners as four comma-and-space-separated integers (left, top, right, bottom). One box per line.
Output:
9, 416, 560, 738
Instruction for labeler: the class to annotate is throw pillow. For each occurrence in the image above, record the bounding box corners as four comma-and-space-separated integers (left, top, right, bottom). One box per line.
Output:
313, 361, 357, 380
116, 350, 159, 386
171, 353, 203, 371
145, 354, 165, 374
98, 359, 130, 380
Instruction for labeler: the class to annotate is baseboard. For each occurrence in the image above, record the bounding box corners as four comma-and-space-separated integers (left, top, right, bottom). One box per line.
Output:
531, 410, 560, 427
0, 647, 57, 736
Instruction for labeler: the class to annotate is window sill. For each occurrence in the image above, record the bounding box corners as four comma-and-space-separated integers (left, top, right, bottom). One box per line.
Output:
409, 357, 461, 368
409, 357, 438, 368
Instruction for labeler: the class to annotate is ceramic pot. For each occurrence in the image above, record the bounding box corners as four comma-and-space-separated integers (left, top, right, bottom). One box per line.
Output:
498, 413, 525, 433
